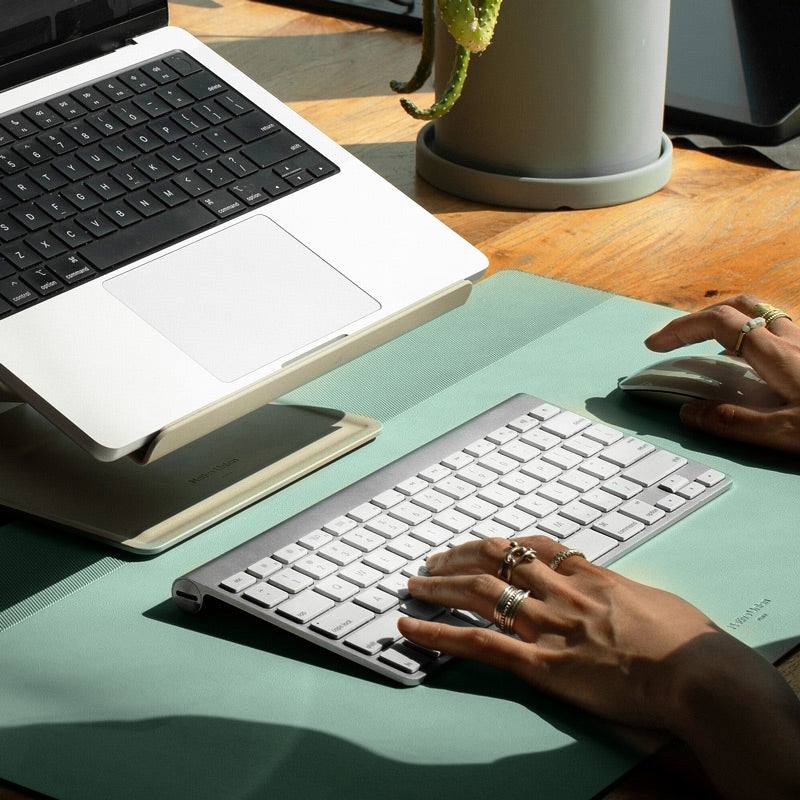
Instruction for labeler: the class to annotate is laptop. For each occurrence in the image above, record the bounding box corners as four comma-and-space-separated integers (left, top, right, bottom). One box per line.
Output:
0, 1, 486, 462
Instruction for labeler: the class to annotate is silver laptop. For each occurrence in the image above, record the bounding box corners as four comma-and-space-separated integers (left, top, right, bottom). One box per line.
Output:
0, 1, 486, 461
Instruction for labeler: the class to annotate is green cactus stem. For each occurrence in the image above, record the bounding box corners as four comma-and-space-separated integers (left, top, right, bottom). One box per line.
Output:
390, 0, 435, 93
399, 43, 470, 120
438, 0, 503, 52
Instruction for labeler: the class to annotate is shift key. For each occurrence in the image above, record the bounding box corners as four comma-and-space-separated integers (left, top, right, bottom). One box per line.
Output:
243, 131, 307, 168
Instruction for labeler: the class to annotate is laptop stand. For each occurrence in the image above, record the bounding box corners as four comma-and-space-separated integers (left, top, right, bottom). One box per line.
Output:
0, 281, 472, 554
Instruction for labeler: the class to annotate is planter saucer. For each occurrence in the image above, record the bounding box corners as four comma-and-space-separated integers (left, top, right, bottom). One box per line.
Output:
416, 125, 673, 210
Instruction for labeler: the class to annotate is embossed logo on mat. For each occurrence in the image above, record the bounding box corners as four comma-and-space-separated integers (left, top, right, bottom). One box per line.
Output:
726, 598, 771, 631
188, 458, 240, 485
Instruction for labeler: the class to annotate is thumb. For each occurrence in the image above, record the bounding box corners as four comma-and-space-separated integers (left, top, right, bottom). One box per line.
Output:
680, 401, 800, 454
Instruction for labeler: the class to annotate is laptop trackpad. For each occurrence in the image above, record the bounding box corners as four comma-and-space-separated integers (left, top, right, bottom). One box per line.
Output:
105, 215, 380, 383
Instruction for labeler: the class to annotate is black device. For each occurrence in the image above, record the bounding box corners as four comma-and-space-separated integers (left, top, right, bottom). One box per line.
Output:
255, 0, 422, 32
666, 0, 800, 144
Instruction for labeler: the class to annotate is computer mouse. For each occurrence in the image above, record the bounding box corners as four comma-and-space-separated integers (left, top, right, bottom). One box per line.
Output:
618, 354, 784, 408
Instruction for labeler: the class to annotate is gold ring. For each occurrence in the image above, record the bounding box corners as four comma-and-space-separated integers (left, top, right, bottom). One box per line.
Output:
498, 540, 536, 583
493, 585, 530, 634
752, 303, 793, 330
734, 316, 766, 356
548, 549, 586, 572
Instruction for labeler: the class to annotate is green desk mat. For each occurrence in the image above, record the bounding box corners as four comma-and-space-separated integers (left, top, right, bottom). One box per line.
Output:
1, 271, 798, 800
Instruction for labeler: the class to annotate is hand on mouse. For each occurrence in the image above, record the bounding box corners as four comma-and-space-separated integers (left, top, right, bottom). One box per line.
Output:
645, 294, 800, 453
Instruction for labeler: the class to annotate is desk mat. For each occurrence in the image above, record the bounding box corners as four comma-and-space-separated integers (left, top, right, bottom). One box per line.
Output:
1, 271, 798, 800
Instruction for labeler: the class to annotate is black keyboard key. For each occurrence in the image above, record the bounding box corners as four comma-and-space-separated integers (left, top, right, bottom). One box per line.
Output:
62, 183, 104, 209
63, 121, 101, 146
216, 94, 254, 117
0, 257, 15, 279
51, 220, 92, 248
77, 211, 117, 238
161, 145, 196, 171
21, 266, 63, 296
47, 95, 85, 121
149, 181, 189, 207
110, 164, 150, 191
133, 92, 172, 118
225, 111, 280, 143
0, 151, 26, 175
140, 61, 179, 85
78, 145, 116, 172
71, 88, 109, 111
286, 170, 314, 187
102, 201, 141, 228
87, 113, 126, 137
243, 132, 307, 169
229, 181, 268, 206
134, 155, 172, 182
0, 297, 10, 316
0, 242, 41, 269
203, 128, 241, 152
23, 104, 64, 130
83, 175, 124, 201
0, 214, 24, 242
29, 167, 68, 193
195, 162, 235, 187
0, 130, 13, 148
147, 119, 184, 144
25, 231, 67, 259
0, 187, 15, 212
81, 201, 216, 271
182, 136, 219, 162
125, 127, 163, 153
101, 136, 141, 162
171, 172, 211, 197
263, 176, 291, 197
219, 153, 257, 178
118, 69, 157, 94
195, 101, 231, 126
171, 109, 208, 134
0, 276, 36, 307
37, 132, 77, 156
13, 141, 52, 165
49, 253, 96, 284
110, 104, 149, 127
126, 190, 166, 218
155, 86, 193, 109
10, 203, 50, 231
3, 176, 42, 202
35, 194, 76, 221
198, 190, 244, 218
52, 155, 92, 182
2, 115, 39, 139
164, 53, 202, 77
94, 79, 133, 102
178, 71, 226, 101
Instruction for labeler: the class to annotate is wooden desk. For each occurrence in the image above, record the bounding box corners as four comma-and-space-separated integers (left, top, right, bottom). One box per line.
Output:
1, 2, 798, 798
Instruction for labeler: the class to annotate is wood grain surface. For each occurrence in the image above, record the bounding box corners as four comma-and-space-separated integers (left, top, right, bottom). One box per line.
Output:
2, 2, 798, 798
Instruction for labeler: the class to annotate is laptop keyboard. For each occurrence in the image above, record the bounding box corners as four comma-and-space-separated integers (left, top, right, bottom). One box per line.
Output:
0, 51, 338, 319
173, 394, 731, 685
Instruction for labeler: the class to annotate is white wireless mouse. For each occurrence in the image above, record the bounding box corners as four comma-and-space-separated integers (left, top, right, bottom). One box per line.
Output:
618, 354, 784, 408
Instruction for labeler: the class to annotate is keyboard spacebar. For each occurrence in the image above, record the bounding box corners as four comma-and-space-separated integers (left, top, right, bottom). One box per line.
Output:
81, 203, 217, 272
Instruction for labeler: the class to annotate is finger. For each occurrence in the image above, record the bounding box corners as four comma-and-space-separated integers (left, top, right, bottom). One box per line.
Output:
680, 402, 800, 454
705, 295, 800, 345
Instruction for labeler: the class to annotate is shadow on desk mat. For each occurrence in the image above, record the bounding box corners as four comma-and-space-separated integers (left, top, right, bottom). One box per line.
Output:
0, 271, 798, 800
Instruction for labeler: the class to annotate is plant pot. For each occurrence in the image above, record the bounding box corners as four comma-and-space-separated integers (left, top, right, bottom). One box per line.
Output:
415, 0, 673, 209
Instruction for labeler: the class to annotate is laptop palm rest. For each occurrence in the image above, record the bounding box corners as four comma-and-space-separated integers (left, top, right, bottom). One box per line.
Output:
104, 214, 380, 383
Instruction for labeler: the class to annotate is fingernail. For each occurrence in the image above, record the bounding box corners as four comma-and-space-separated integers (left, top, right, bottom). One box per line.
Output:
398, 617, 420, 633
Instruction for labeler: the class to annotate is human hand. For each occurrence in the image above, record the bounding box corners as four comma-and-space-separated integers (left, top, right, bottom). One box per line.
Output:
644, 294, 800, 453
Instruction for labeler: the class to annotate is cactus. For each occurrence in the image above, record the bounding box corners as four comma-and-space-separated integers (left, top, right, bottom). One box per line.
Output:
390, 0, 505, 119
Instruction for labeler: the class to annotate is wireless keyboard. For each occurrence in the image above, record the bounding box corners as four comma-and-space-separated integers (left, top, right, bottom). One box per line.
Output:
173, 394, 730, 685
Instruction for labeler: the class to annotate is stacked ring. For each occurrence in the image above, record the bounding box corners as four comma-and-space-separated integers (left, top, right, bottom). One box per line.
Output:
752, 303, 793, 329
734, 316, 766, 356
548, 549, 586, 572
499, 540, 536, 582
493, 585, 530, 634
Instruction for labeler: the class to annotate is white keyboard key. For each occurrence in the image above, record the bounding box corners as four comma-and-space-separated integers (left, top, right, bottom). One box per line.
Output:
579, 456, 619, 480
537, 513, 580, 538
656, 493, 686, 512
387, 535, 430, 560
412, 488, 454, 513
433, 509, 475, 533
515, 494, 558, 518
272, 543, 308, 564
562, 528, 617, 561
581, 488, 622, 513
395, 476, 427, 496
540, 411, 591, 438
402, 560, 428, 578
276, 590, 335, 624
486, 426, 517, 445
499, 471, 540, 495
298, 529, 333, 550
520, 428, 560, 451
451, 609, 491, 627
472, 519, 515, 539
311, 602, 374, 639
378, 573, 410, 598
521, 459, 562, 482
592, 512, 644, 541
602, 476, 643, 500
399, 599, 445, 620
372, 489, 405, 509
315, 575, 360, 602
493, 507, 538, 532
696, 469, 725, 487
338, 562, 383, 588
354, 587, 399, 613
456, 465, 498, 488
599, 437, 655, 468
436, 475, 478, 499
323, 515, 358, 536
293, 554, 339, 580
246, 557, 281, 579
559, 500, 602, 526
318, 541, 361, 566
619, 499, 666, 525
541, 447, 582, 471
621, 451, 688, 487
464, 438, 495, 457
478, 452, 519, 475
677, 481, 705, 500
341, 528, 385, 552
507, 414, 538, 433
529, 402, 560, 420
499, 440, 540, 463
558, 469, 599, 492
659, 474, 690, 493
220, 571, 257, 593
409, 521, 452, 546
477, 483, 519, 507
449, 532, 481, 547
348, 502, 381, 523
441, 451, 474, 470
345, 610, 404, 654
365, 514, 409, 539
363, 548, 407, 574
389, 501, 432, 526
456, 497, 498, 520
379, 645, 432, 674
419, 463, 451, 483
537, 482, 579, 505
269, 568, 314, 594
562, 435, 603, 457
583, 424, 623, 446
242, 582, 288, 608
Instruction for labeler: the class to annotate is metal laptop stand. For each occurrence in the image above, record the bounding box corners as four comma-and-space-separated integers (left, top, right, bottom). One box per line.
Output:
0, 282, 472, 555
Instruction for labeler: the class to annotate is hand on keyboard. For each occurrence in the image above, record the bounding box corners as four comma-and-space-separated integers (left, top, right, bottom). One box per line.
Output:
646, 293, 800, 454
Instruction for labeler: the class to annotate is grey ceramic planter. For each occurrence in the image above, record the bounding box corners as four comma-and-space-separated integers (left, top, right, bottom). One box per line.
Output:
416, 0, 673, 208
